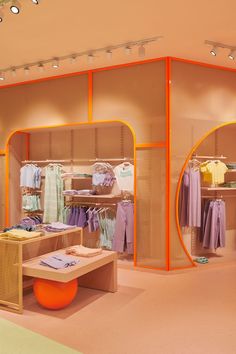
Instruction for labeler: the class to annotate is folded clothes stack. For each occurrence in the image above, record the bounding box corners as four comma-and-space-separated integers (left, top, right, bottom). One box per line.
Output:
220, 181, 236, 188
226, 163, 236, 170
66, 245, 102, 257
44, 222, 77, 232
40, 253, 80, 269
0, 229, 42, 241
61, 172, 92, 178
63, 189, 96, 196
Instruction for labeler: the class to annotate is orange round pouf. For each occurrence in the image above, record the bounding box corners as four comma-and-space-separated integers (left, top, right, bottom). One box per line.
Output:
33, 278, 78, 310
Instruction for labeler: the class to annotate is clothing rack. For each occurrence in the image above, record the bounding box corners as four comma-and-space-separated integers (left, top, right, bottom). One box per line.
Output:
21, 157, 134, 164
201, 195, 236, 199
65, 201, 117, 207
192, 154, 227, 160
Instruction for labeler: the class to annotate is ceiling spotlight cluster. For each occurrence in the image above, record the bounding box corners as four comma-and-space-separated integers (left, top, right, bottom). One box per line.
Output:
205, 40, 236, 61
0, 0, 39, 22
0, 36, 163, 82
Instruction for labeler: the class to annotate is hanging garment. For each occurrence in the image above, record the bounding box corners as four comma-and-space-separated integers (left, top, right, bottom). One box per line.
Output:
20, 164, 41, 189
87, 209, 99, 233
113, 162, 134, 193
200, 160, 228, 185
22, 195, 41, 212
97, 210, 116, 250
43, 164, 64, 223
202, 199, 226, 250
112, 201, 134, 254
178, 166, 201, 227
178, 171, 189, 227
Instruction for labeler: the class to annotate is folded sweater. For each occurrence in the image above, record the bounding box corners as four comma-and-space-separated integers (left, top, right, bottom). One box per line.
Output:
66, 245, 102, 257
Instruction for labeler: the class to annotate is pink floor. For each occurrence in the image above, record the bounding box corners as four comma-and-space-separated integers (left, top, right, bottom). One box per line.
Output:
1, 262, 236, 354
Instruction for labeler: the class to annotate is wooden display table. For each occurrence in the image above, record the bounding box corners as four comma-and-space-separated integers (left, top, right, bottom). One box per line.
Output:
23, 249, 117, 289
0, 227, 83, 314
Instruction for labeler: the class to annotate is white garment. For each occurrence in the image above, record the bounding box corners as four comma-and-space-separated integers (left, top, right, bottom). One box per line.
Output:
113, 162, 134, 193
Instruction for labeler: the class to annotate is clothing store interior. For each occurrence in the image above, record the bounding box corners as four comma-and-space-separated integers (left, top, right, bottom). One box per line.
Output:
0, 1, 236, 354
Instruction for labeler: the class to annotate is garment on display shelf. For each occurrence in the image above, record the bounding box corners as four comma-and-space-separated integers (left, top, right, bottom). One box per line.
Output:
20, 164, 41, 189
112, 201, 134, 254
179, 165, 201, 228
66, 206, 88, 228
0, 229, 42, 241
40, 253, 80, 269
97, 209, 116, 250
43, 222, 77, 232
92, 162, 115, 187
113, 162, 134, 193
22, 195, 41, 212
200, 160, 228, 185
66, 245, 102, 257
201, 199, 226, 250
43, 164, 64, 223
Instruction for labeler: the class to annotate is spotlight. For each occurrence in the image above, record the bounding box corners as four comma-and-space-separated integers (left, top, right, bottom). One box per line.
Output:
52, 59, 59, 68
31, 0, 40, 4
228, 49, 236, 60
0, 71, 5, 81
0, 8, 4, 22
138, 44, 146, 58
87, 54, 94, 64
37, 62, 44, 72
210, 46, 218, 56
11, 68, 16, 77
125, 46, 132, 55
70, 55, 77, 64
106, 50, 112, 60
24, 66, 30, 75
10, 0, 21, 14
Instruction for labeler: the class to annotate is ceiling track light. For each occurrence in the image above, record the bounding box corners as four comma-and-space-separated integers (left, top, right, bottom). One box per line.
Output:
11, 67, 16, 77
125, 46, 132, 55
0, 71, 5, 80
87, 54, 94, 64
37, 62, 44, 72
0, 7, 4, 22
138, 44, 146, 58
70, 55, 77, 64
10, 0, 21, 14
210, 46, 218, 56
24, 66, 30, 75
0, 35, 163, 83
228, 49, 236, 60
52, 58, 59, 68
31, 0, 40, 4
106, 50, 113, 60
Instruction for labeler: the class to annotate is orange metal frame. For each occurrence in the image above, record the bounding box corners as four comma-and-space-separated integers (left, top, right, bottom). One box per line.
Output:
3, 55, 236, 271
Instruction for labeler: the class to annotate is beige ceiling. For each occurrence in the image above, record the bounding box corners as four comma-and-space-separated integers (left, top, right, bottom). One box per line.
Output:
0, 0, 236, 85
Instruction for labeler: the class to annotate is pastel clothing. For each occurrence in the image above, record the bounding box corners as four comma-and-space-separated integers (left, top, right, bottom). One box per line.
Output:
200, 161, 228, 185
20, 164, 41, 189
188, 167, 201, 227
178, 167, 201, 228
202, 200, 226, 249
43, 164, 64, 223
113, 163, 134, 193
112, 201, 134, 254
66, 245, 102, 257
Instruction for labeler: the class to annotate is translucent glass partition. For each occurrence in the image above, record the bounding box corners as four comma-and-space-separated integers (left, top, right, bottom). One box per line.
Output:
170, 60, 236, 269
136, 148, 166, 268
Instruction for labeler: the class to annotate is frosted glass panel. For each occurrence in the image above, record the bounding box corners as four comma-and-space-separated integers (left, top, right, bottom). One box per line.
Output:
136, 148, 166, 268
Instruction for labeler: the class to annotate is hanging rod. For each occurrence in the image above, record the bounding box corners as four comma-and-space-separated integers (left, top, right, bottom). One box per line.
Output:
21, 157, 134, 164
192, 154, 227, 160
65, 201, 117, 206
202, 195, 236, 198
21, 159, 72, 164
